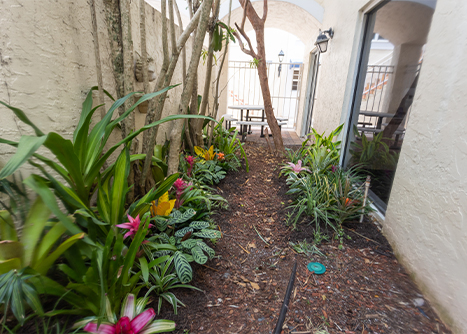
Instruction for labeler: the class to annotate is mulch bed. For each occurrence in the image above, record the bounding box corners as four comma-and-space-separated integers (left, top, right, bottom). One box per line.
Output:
158, 141, 451, 334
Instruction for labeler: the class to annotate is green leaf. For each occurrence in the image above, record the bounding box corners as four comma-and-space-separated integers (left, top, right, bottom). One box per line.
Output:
23, 175, 90, 244
20, 196, 51, 266
22, 282, 44, 316
189, 221, 210, 230
173, 251, 192, 283
197, 241, 215, 259
0, 211, 18, 241
33, 222, 67, 265
11, 278, 26, 325
181, 239, 197, 249
139, 257, 149, 285
110, 146, 130, 226
0, 258, 22, 275
174, 227, 193, 238
139, 319, 176, 334
0, 101, 44, 136
193, 229, 222, 239
33, 232, 85, 276
0, 135, 47, 180
191, 246, 208, 264
43, 132, 87, 202
167, 208, 196, 225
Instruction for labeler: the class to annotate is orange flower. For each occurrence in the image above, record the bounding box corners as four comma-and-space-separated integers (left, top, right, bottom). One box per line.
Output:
345, 198, 351, 206
216, 152, 225, 160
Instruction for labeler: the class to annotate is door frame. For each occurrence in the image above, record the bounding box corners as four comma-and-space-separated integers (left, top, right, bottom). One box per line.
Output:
301, 49, 320, 137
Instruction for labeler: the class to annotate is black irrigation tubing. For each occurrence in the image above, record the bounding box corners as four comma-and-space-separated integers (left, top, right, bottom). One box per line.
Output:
273, 261, 297, 334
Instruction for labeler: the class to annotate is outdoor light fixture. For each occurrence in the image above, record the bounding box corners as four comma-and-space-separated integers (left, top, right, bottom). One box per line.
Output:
278, 50, 284, 77
315, 28, 334, 53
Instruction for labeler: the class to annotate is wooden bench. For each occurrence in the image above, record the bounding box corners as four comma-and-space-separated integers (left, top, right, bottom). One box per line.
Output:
236, 120, 288, 141
219, 114, 238, 130
244, 115, 288, 134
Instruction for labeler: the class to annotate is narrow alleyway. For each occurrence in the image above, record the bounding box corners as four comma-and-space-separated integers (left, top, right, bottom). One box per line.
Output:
159, 141, 451, 334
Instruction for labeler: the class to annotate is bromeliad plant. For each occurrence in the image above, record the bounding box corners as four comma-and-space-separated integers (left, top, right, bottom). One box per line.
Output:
0, 87, 214, 223
77, 293, 175, 334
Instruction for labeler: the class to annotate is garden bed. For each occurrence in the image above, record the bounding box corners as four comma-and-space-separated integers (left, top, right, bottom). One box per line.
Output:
158, 141, 451, 334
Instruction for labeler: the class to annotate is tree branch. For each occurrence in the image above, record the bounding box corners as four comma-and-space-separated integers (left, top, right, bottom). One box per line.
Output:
262, 0, 267, 22
234, 23, 257, 58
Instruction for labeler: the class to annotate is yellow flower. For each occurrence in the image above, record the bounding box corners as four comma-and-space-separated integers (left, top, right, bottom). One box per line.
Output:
194, 145, 216, 160
150, 192, 176, 216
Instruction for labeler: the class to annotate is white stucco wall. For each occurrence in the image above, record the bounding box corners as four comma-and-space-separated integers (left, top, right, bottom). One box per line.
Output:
0, 0, 204, 170
383, 0, 467, 331
306, 0, 466, 331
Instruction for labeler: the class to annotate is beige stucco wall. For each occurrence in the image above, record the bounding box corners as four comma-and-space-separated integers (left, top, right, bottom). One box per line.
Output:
306, 0, 467, 331
383, 0, 467, 331
0, 0, 205, 169
300, 0, 369, 137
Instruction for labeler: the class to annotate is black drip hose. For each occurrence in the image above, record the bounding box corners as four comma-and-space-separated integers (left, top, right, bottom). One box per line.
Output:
273, 262, 297, 334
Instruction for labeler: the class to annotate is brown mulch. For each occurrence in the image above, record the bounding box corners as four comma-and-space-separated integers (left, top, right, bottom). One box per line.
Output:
158, 141, 451, 334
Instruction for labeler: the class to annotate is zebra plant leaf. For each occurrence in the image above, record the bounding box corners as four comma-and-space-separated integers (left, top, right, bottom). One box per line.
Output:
189, 221, 210, 230
167, 209, 197, 225
155, 217, 168, 232
193, 229, 222, 239
174, 227, 193, 238
197, 241, 215, 259
181, 239, 197, 250
173, 251, 192, 283
191, 246, 208, 264
169, 236, 176, 246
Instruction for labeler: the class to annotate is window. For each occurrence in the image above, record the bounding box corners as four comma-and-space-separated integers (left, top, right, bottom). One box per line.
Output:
292, 69, 300, 91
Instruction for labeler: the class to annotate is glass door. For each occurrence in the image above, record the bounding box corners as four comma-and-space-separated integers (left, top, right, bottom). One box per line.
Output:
343, 0, 436, 212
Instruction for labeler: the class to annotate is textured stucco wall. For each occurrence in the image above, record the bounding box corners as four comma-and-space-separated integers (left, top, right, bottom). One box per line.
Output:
383, 0, 467, 331
0, 0, 204, 170
306, 0, 368, 137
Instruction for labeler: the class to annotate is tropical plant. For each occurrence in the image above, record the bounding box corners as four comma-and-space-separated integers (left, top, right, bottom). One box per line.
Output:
0, 174, 29, 225
280, 160, 310, 177
210, 122, 249, 172
304, 124, 343, 154
350, 125, 399, 170
0, 268, 43, 326
140, 252, 202, 314
289, 239, 324, 257
0, 87, 213, 219
304, 146, 340, 174
75, 292, 175, 334
192, 160, 226, 185
0, 196, 84, 276
285, 172, 336, 230
149, 208, 221, 284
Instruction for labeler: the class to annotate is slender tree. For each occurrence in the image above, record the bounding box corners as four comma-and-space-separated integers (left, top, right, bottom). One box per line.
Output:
234, 0, 285, 154
167, 0, 214, 175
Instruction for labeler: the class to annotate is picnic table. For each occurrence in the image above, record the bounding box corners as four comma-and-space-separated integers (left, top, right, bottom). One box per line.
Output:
228, 105, 288, 139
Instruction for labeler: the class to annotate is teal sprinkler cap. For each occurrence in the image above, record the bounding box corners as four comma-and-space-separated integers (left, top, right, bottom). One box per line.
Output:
307, 262, 326, 274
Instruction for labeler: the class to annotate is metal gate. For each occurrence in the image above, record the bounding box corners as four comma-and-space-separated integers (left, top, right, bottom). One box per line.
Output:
227, 61, 304, 129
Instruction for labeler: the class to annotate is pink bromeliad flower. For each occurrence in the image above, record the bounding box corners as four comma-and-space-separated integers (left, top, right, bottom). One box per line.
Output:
173, 178, 188, 209
185, 156, 195, 177
116, 215, 153, 239
80, 293, 175, 334
286, 160, 310, 173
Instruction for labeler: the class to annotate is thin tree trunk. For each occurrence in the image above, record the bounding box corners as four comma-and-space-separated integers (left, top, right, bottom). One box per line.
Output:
139, 2, 205, 186
140, 0, 149, 95
119, 0, 135, 141
167, 0, 214, 175
234, 0, 285, 154
103, 0, 124, 99
173, 0, 186, 87
90, 0, 105, 118
208, 0, 232, 147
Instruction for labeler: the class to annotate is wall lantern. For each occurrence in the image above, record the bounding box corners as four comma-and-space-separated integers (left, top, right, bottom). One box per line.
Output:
278, 50, 284, 77
315, 28, 334, 53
